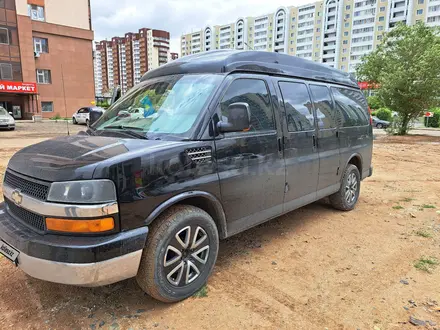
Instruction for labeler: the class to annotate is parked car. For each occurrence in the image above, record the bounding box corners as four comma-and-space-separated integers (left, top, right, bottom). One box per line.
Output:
72, 107, 105, 125
0, 107, 15, 130
372, 116, 390, 129
0, 51, 373, 303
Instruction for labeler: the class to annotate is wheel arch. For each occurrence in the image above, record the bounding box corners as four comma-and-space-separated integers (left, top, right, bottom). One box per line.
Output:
345, 153, 363, 176
144, 191, 228, 239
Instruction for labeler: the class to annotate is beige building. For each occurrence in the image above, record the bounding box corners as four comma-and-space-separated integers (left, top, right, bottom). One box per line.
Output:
181, 0, 440, 75
0, 0, 94, 119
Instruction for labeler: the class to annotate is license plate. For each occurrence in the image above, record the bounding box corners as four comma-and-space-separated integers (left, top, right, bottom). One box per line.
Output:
0, 241, 19, 263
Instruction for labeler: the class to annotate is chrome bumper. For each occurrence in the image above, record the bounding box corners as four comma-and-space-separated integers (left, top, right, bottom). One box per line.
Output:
18, 250, 143, 287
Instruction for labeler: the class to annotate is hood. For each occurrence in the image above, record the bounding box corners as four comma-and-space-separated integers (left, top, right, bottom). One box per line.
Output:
7, 134, 185, 182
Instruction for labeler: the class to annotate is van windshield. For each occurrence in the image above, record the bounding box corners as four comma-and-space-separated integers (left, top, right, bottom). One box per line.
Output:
94, 74, 223, 139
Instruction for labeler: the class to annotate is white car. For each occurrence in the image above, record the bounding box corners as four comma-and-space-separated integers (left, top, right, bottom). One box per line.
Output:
72, 107, 105, 125
0, 107, 15, 130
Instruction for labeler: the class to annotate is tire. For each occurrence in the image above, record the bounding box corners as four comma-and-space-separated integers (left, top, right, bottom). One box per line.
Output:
136, 205, 219, 303
376, 123, 383, 129
9, 127, 15, 131
72, 117, 77, 124
86, 119, 89, 127
329, 164, 361, 211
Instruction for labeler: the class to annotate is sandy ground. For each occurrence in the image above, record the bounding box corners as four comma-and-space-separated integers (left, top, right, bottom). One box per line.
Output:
0, 122, 440, 330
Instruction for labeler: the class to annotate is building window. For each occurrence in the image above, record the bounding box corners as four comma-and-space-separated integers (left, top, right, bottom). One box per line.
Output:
28, 4, 45, 21
345, 22, 349, 28
315, 52, 319, 57
342, 57, 347, 62
379, 16, 384, 21
317, 20, 321, 24
343, 40, 348, 44
290, 40, 294, 44
343, 48, 347, 53
316, 28, 320, 32
345, 14, 350, 19
292, 17, 296, 22
290, 48, 294, 52
378, 25, 384, 31
344, 31, 348, 36
418, 0, 424, 3
346, 5, 350, 10
291, 33, 294, 37
380, 7, 385, 12
0, 28, 9, 45
0, 63, 12, 80
316, 36, 320, 41
36, 69, 51, 84
377, 35, 383, 40
417, 9, 423, 15
341, 65, 345, 70
33, 37, 48, 53
41, 102, 53, 113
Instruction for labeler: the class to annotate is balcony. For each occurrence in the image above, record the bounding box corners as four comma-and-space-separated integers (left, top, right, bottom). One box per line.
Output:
323, 43, 336, 51
322, 52, 336, 59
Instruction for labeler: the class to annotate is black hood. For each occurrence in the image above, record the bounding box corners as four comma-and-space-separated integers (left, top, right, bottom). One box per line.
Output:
7, 135, 186, 182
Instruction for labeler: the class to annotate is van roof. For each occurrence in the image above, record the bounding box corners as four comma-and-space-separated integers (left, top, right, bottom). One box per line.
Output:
141, 50, 359, 89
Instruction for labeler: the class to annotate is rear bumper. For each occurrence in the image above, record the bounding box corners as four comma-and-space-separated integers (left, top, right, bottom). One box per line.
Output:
0, 202, 148, 286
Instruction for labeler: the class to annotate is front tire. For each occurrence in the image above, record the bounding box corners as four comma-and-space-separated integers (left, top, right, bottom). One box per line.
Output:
329, 164, 361, 211
376, 123, 383, 129
72, 117, 77, 124
86, 119, 89, 127
136, 205, 219, 303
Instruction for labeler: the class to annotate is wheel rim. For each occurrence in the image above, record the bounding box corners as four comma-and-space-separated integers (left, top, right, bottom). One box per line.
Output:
377, 124, 382, 128
163, 225, 210, 287
345, 172, 358, 204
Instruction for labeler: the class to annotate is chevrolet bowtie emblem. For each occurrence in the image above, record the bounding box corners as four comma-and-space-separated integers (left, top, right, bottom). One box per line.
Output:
11, 189, 23, 206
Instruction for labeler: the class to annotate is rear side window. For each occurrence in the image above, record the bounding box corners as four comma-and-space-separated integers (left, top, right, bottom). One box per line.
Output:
331, 87, 369, 127
220, 79, 274, 132
278, 82, 314, 132
309, 85, 337, 129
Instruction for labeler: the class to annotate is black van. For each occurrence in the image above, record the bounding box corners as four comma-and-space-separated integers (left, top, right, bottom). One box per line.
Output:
0, 51, 372, 302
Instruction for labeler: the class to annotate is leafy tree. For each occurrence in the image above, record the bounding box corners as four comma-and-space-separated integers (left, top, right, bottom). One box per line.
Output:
367, 95, 384, 110
376, 108, 393, 122
357, 22, 440, 135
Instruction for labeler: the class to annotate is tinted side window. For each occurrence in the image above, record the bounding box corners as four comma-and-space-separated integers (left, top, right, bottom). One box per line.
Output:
331, 87, 369, 127
77, 109, 85, 114
278, 82, 314, 132
220, 79, 274, 132
309, 85, 337, 129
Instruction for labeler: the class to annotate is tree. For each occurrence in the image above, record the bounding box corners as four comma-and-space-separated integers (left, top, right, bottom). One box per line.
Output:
367, 95, 384, 110
357, 22, 440, 135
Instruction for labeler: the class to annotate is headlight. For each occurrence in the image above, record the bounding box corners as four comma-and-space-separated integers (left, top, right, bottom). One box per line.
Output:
8, 117, 14, 124
47, 180, 117, 204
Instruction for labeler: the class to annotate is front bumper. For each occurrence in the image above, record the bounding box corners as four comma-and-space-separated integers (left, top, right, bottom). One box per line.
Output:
0, 123, 14, 129
0, 202, 148, 286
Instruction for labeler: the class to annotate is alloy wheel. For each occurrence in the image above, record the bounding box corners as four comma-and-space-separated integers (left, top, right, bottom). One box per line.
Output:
345, 172, 358, 204
163, 225, 210, 287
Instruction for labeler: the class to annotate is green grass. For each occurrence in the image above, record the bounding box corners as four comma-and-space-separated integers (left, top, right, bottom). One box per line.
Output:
414, 257, 438, 273
422, 204, 436, 209
392, 205, 404, 210
415, 230, 433, 238
400, 198, 414, 203
193, 285, 208, 298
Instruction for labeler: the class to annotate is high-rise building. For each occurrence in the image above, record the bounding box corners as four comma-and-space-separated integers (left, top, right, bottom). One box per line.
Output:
94, 28, 170, 96
0, 0, 94, 119
181, 0, 440, 75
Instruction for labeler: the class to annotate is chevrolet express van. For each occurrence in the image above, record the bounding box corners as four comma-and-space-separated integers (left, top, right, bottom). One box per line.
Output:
0, 51, 373, 302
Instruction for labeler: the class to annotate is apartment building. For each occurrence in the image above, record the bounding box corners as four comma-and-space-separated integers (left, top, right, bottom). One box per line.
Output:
181, 0, 440, 75
94, 28, 170, 96
0, 0, 94, 119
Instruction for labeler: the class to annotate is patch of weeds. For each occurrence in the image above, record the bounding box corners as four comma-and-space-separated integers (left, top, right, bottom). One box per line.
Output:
422, 204, 436, 209
393, 205, 404, 210
414, 257, 438, 273
400, 198, 414, 203
415, 230, 433, 238
193, 285, 208, 298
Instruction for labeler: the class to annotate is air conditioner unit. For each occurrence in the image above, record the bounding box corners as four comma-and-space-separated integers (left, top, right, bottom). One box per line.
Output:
34, 52, 40, 58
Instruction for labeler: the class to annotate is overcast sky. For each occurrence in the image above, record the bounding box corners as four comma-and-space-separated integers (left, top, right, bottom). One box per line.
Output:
91, 0, 313, 55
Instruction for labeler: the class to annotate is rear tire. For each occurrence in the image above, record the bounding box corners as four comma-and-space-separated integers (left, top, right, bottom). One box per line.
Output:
72, 117, 77, 124
86, 119, 89, 127
136, 205, 219, 303
330, 164, 361, 211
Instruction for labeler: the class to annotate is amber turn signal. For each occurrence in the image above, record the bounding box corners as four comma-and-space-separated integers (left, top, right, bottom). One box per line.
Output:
46, 217, 114, 233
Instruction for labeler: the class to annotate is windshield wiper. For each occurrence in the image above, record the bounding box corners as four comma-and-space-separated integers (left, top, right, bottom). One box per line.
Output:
102, 125, 148, 140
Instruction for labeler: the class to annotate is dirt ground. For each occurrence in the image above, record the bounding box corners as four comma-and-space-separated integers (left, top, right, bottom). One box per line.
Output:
1, 122, 440, 330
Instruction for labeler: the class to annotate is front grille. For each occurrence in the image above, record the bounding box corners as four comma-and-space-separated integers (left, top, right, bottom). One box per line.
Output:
5, 198, 46, 232
4, 171, 50, 201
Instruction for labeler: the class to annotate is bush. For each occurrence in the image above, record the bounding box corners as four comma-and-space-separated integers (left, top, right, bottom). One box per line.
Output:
376, 108, 393, 122
424, 108, 440, 128
367, 95, 384, 110
371, 111, 378, 117
50, 113, 62, 120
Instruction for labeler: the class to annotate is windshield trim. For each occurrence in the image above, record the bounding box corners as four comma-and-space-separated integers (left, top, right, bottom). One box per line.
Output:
93, 73, 225, 141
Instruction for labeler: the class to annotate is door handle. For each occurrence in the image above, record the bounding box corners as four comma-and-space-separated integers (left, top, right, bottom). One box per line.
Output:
312, 135, 317, 148
278, 137, 282, 152
336, 130, 340, 138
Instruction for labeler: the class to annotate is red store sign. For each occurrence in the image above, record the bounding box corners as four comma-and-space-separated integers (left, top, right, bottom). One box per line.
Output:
0, 81, 38, 94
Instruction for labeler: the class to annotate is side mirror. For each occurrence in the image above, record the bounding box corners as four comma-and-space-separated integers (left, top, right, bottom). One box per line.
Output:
8, 112, 13, 116
217, 102, 251, 133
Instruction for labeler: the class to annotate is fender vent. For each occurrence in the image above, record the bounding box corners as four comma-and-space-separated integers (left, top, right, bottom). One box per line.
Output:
185, 147, 212, 164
